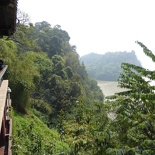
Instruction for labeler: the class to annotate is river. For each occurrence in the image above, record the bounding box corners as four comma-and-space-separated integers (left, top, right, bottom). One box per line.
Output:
97, 80, 129, 97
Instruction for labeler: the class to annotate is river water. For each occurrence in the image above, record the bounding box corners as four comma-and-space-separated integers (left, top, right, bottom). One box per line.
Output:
97, 80, 129, 97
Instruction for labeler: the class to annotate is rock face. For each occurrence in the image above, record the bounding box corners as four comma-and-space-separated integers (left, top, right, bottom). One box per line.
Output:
80, 51, 142, 81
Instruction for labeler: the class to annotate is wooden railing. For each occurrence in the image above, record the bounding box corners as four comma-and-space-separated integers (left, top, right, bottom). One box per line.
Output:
0, 66, 12, 155
0, 66, 7, 86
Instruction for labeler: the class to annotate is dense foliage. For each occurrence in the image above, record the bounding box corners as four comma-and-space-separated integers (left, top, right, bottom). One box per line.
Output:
80, 51, 141, 81
0, 20, 105, 154
1, 13, 155, 154
104, 41, 155, 154
11, 111, 70, 155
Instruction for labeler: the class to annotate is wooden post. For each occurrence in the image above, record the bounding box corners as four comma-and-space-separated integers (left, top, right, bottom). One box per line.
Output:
0, 116, 5, 146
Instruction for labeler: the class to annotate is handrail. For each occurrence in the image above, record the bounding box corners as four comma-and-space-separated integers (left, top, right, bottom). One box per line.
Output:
0, 66, 12, 155
0, 80, 12, 155
0, 80, 8, 133
0, 65, 8, 86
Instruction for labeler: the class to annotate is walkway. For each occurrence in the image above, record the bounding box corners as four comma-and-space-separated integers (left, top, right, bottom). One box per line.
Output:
0, 66, 12, 155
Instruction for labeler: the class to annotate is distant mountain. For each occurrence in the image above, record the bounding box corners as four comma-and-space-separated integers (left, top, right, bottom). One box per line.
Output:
80, 51, 142, 81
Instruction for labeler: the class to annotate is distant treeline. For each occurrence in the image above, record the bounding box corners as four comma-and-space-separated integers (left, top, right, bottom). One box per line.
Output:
80, 51, 142, 81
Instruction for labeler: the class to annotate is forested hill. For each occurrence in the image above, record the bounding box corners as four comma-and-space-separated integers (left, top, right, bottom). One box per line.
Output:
80, 51, 142, 81
0, 21, 104, 154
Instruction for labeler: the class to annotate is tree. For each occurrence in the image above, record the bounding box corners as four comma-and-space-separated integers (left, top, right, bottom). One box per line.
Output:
34, 22, 71, 57
106, 42, 155, 154
62, 97, 109, 155
17, 10, 30, 25
0, 39, 39, 113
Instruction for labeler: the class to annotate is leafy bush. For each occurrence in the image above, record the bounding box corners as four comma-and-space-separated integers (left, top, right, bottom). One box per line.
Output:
11, 110, 70, 155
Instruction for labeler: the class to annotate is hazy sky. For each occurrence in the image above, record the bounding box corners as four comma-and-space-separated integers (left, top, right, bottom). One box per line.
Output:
18, 0, 155, 70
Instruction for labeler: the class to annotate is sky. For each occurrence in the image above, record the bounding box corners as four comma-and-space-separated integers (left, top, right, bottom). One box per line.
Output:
18, 0, 155, 70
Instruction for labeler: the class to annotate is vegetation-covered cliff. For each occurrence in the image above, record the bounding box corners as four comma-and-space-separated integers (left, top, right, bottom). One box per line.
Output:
80, 51, 142, 81
0, 20, 105, 154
